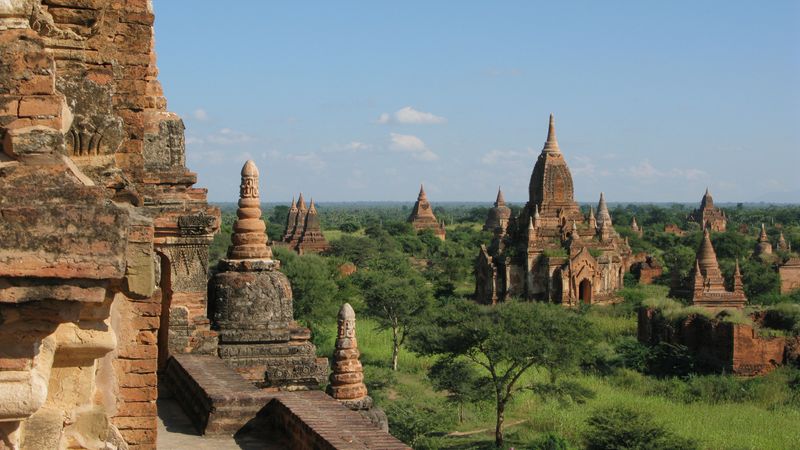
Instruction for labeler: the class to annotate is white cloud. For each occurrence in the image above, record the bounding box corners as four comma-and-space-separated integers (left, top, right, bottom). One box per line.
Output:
622, 160, 707, 181
377, 106, 447, 125
192, 108, 209, 121
480, 148, 536, 165
323, 141, 372, 153
265, 150, 326, 173
390, 133, 439, 161
206, 128, 254, 145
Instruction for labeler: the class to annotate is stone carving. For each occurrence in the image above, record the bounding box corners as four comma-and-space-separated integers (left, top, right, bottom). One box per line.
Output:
475, 115, 631, 305
328, 303, 370, 408
178, 212, 217, 236
228, 160, 272, 260
327, 303, 388, 431
211, 161, 327, 389
58, 78, 125, 159
144, 115, 186, 169
408, 184, 446, 240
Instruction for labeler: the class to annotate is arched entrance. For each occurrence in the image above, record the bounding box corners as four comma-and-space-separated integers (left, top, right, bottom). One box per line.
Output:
579, 279, 592, 304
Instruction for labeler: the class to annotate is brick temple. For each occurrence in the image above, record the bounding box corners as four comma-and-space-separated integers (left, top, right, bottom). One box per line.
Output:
280, 193, 330, 254
408, 184, 446, 240
689, 188, 727, 232
475, 115, 632, 305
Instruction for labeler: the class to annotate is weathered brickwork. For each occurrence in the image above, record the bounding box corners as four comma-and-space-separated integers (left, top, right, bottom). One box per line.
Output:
0, 1, 217, 448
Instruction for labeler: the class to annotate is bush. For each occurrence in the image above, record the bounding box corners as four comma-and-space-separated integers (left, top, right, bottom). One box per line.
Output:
385, 398, 452, 449
763, 304, 800, 335
584, 405, 698, 450
531, 432, 570, 450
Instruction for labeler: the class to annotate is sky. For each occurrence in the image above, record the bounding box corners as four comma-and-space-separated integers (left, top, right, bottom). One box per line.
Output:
152, 1, 800, 204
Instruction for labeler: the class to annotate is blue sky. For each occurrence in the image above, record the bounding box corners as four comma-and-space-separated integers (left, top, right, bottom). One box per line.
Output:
152, 1, 799, 203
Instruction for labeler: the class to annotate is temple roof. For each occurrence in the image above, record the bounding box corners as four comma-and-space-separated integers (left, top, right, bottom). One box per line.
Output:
700, 187, 714, 210
495, 187, 506, 206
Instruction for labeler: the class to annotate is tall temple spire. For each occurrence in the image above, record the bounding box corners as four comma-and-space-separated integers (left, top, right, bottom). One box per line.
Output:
777, 231, 790, 252
542, 113, 560, 153
228, 160, 272, 260
759, 223, 769, 242
697, 228, 721, 276
297, 192, 307, 210
596, 192, 612, 228
495, 187, 505, 206
418, 183, 427, 200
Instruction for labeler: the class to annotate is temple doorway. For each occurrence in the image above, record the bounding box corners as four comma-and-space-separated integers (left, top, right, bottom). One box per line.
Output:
157, 252, 172, 372
579, 279, 592, 304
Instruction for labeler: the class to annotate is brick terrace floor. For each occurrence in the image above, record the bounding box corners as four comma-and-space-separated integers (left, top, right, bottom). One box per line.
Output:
156, 398, 287, 450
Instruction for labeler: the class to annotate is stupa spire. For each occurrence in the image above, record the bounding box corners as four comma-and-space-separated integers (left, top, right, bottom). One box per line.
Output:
227, 160, 272, 260
495, 187, 505, 206
542, 113, 560, 153
597, 192, 612, 228
418, 183, 427, 200
697, 228, 720, 275
759, 223, 769, 242
297, 192, 307, 210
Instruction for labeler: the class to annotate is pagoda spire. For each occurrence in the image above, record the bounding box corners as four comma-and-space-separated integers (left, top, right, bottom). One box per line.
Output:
297, 192, 307, 210
697, 228, 721, 276
542, 113, 560, 153
495, 187, 505, 206
597, 192, 612, 228
733, 258, 744, 294
758, 223, 769, 242
228, 160, 272, 260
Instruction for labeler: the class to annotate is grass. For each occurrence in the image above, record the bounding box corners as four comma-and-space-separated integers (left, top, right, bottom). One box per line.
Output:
322, 316, 800, 449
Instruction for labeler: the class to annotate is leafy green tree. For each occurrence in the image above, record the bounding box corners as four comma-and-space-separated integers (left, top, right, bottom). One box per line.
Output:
357, 268, 433, 370
411, 300, 596, 448
428, 358, 485, 423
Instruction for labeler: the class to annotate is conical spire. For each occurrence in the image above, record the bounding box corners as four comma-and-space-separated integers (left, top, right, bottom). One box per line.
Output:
309, 198, 317, 214
777, 232, 790, 251
418, 183, 427, 200
528, 216, 534, 230
700, 187, 714, 209
697, 228, 720, 275
328, 303, 371, 408
597, 192, 612, 228
495, 187, 505, 206
542, 113, 560, 153
631, 216, 639, 231
289, 196, 297, 210
758, 223, 768, 242
734, 258, 744, 293
297, 192, 307, 210
533, 204, 540, 219
227, 160, 272, 260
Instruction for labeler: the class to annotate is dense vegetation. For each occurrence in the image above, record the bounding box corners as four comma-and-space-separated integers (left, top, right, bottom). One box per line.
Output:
208, 202, 800, 449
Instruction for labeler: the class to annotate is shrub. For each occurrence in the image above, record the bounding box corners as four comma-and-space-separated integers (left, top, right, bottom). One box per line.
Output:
763, 304, 800, 335
584, 405, 698, 450
531, 432, 570, 450
385, 398, 452, 449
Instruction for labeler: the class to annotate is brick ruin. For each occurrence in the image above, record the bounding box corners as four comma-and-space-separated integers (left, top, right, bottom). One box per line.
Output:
475, 115, 632, 305
279, 193, 330, 254
689, 187, 727, 231
638, 225, 795, 376
630, 254, 662, 285
408, 184, 446, 240
0, 2, 406, 449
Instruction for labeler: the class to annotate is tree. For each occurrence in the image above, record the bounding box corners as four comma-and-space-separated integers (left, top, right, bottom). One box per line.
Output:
411, 300, 596, 448
428, 358, 485, 423
357, 267, 433, 371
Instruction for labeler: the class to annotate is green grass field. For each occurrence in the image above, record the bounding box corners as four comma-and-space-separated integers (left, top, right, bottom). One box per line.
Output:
318, 316, 800, 449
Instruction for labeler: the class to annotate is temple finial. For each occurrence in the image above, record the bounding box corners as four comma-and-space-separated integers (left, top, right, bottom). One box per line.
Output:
542, 113, 560, 153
